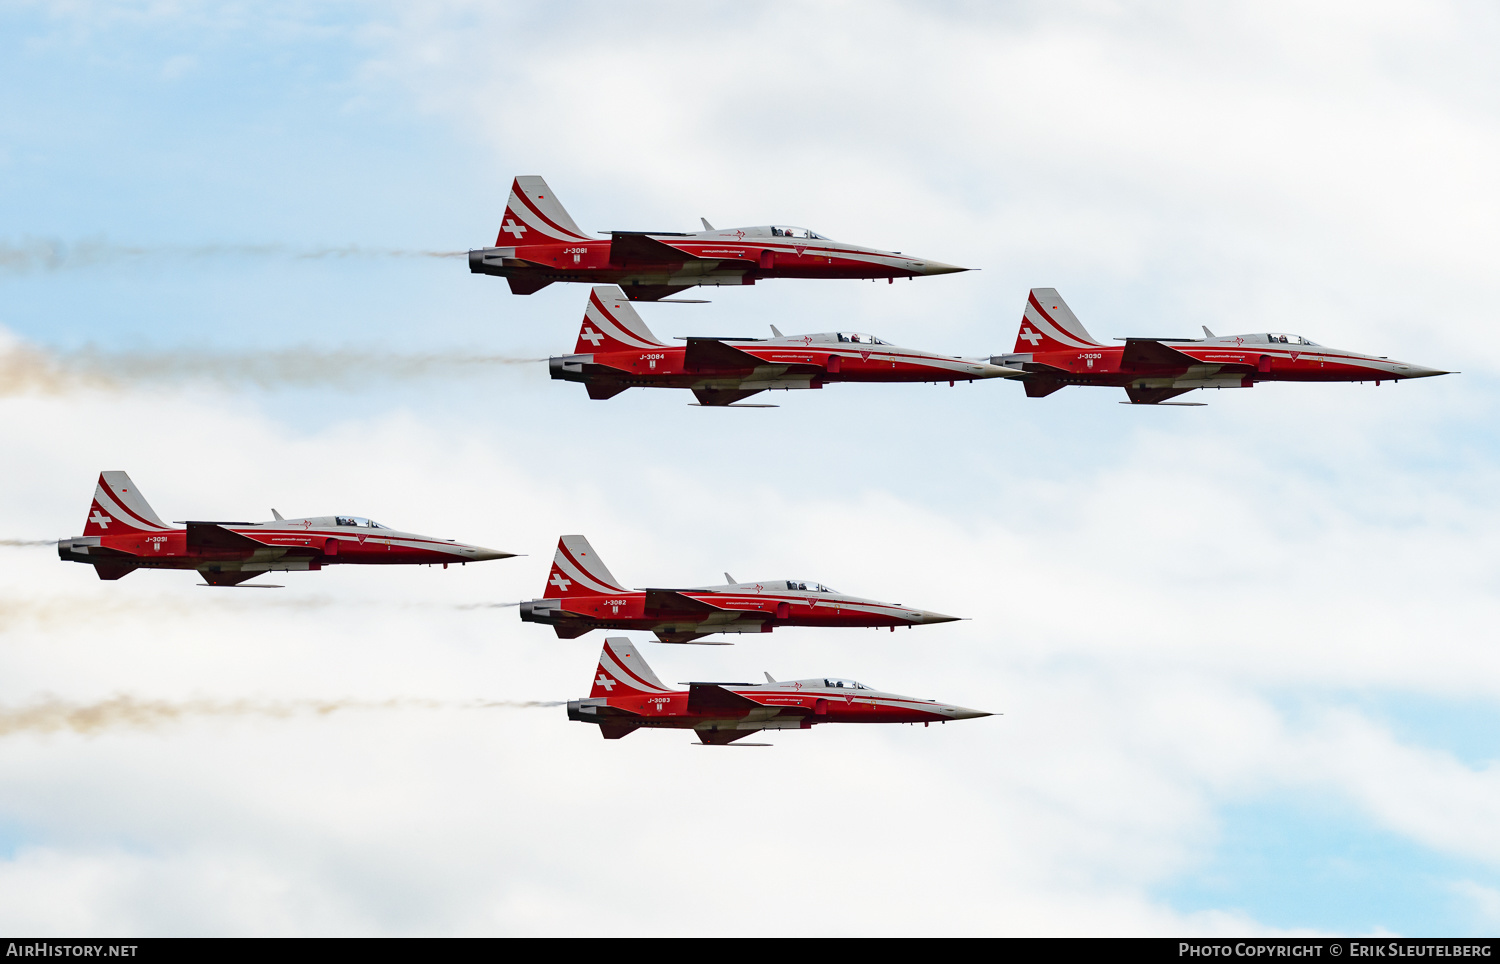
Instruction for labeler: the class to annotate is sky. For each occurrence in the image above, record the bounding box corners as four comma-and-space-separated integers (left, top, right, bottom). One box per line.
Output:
1, 0, 1498, 936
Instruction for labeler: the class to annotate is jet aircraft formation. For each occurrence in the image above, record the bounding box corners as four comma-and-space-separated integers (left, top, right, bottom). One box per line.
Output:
56, 174, 1452, 745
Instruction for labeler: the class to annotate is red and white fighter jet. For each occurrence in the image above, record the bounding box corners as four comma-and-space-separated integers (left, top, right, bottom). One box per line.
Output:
57, 472, 515, 586
570, 637, 991, 744
993, 288, 1451, 405
469, 176, 969, 302
552, 285, 1020, 406
520, 535, 959, 644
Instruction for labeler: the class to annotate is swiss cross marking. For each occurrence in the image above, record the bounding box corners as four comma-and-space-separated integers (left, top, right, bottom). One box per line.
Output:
1019, 327, 1043, 346
580, 326, 603, 346
595, 674, 616, 691
90, 510, 111, 529
501, 219, 527, 239
549, 572, 573, 592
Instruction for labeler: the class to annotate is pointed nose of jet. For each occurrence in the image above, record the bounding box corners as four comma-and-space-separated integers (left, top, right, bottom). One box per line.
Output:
909, 259, 969, 276
937, 704, 992, 720
455, 545, 517, 562
963, 361, 1026, 380
910, 609, 961, 625
1397, 363, 1452, 379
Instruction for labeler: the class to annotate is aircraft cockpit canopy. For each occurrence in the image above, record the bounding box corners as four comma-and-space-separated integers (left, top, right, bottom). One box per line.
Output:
1266, 333, 1319, 346
823, 678, 869, 690
770, 226, 828, 240
335, 517, 388, 529
836, 332, 886, 345
786, 580, 836, 593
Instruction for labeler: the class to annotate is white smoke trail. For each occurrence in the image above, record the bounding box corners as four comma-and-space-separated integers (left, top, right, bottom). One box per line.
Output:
0, 238, 464, 276
0, 539, 55, 547
0, 695, 563, 737
0, 337, 543, 397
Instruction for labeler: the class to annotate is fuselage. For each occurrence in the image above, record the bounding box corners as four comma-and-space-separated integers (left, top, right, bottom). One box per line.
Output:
996, 332, 1449, 393
60, 515, 512, 583
523, 578, 958, 644
570, 677, 989, 734
554, 329, 1015, 399
472, 224, 967, 300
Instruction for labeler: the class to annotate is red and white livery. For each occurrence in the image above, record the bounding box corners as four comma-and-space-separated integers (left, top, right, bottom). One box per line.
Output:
58, 472, 514, 586
520, 535, 959, 644
470, 176, 969, 302
994, 288, 1451, 405
552, 285, 1020, 406
570, 637, 990, 744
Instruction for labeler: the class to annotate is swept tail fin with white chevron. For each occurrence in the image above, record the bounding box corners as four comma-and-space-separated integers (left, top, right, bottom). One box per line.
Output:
497, 176, 589, 246
1013, 288, 1104, 353
544, 535, 626, 599
574, 286, 667, 354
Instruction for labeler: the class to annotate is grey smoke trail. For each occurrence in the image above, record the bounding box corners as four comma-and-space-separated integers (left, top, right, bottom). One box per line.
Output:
0, 695, 563, 737
454, 602, 523, 610
0, 341, 543, 396
0, 595, 347, 632
0, 539, 55, 547
0, 238, 464, 276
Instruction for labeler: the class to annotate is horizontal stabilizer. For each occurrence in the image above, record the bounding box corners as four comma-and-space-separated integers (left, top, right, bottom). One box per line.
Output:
185, 523, 274, 552
1023, 377, 1067, 399
586, 382, 630, 400
686, 684, 767, 714
507, 277, 553, 296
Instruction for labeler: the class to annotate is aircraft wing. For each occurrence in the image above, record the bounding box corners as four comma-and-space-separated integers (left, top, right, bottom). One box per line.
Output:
683, 338, 768, 370
644, 589, 747, 615
184, 523, 280, 552
1121, 339, 1200, 367
609, 232, 711, 266
686, 683, 767, 714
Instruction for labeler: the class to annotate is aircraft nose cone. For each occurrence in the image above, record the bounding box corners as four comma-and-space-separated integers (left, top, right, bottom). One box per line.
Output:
915, 609, 960, 625
942, 705, 993, 721
912, 259, 968, 276
458, 546, 516, 562
978, 363, 1026, 379
1398, 364, 1452, 379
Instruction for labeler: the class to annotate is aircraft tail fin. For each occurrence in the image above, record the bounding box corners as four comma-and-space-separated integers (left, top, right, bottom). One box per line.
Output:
498, 175, 589, 245
84, 472, 170, 537
1014, 288, 1103, 353
592, 637, 671, 698
545, 534, 626, 598
576, 286, 667, 353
